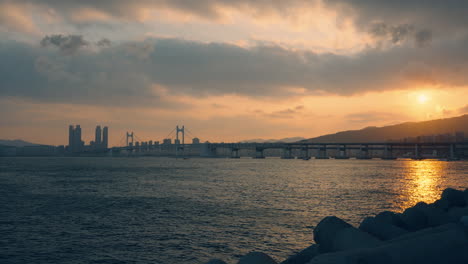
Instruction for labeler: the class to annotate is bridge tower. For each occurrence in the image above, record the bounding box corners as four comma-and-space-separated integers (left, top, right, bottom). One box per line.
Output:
175, 125, 185, 157
126, 132, 134, 147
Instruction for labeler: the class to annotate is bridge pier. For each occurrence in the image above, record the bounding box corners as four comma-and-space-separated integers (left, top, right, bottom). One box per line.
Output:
316, 145, 329, 159
357, 145, 371, 159
413, 144, 422, 160
230, 148, 240, 158
254, 147, 265, 159
382, 144, 396, 160
299, 146, 310, 160
449, 144, 458, 160
334, 145, 349, 159
281, 147, 293, 159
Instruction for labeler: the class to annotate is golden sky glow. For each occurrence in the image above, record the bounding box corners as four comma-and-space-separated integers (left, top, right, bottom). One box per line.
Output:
0, 1, 467, 146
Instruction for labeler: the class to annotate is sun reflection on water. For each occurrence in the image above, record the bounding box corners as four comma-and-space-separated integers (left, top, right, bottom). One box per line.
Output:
397, 160, 447, 210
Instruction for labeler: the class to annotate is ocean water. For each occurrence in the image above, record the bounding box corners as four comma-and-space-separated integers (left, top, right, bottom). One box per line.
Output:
0, 157, 467, 264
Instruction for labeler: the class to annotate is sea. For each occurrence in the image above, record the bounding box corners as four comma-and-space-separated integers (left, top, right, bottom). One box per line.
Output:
1, 157, 467, 264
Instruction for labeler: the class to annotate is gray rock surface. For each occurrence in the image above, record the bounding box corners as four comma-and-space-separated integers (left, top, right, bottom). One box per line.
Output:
281, 244, 320, 264
359, 217, 408, 240
331, 227, 382, 252
400, 207, 428, 231
308, 224, 468, 264
238, 252, 278, 264
313, 216, 352, 252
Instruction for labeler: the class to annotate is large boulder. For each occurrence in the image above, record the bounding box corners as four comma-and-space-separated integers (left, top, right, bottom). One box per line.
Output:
359, 217, 408, 240
281, 244, 320, 264
435, 188, 466, 210
308, 224, 468, 264
374, 211, 406, 229
331, 227, 382, 252
205, 259, 228, 264
238, 252, 278, 264
400, 206, 428, 231
448, 206, 468, 223
313, 216, 352, 252
413, 202, 450, 227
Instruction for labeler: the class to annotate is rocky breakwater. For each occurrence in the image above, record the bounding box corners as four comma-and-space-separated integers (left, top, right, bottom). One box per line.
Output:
203, 188, 468, 264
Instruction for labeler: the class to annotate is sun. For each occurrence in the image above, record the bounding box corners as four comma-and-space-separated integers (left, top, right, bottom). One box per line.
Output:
417, 94, 429, 104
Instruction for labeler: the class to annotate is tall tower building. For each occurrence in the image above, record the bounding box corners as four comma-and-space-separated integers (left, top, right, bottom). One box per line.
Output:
103, 126, 108, 149
68, 125, 75, 152
74, 125, 82, 152
95, 125, 102, 147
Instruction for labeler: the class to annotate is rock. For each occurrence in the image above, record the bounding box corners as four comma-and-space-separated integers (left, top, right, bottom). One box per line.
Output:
448, 206, 468, 222
281, 244, 320, 264
238, 252, 278, 264
359, 217, 408, 240
374, 211, 406, 229
205, 259, 228, 264
331, 227, 382, 252
313, 216, 352, 252
387, 223, 459, 243
461, 215, 468, 227
400, 206, 428, 231
414, 202, 450, 227
308, 223, 468, 264
440, 188, 466, 208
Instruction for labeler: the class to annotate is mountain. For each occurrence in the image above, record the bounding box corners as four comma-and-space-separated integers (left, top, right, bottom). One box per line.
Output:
0, 139, 41, 147
303, 114, 468, 143
241, 137, 306, 143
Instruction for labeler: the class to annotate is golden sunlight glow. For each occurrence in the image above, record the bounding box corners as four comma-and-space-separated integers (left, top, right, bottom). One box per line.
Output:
397, 160, 446, 210
417, 94, 429, 104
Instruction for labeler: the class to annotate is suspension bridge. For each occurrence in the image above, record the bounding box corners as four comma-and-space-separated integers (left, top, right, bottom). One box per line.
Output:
110, 125, 468, 160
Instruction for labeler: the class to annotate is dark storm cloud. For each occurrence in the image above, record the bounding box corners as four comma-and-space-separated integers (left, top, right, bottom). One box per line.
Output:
326, 0, 468, 33
40, 34, 89, 54
2, 36, 468, 107
96, 38, 112, 47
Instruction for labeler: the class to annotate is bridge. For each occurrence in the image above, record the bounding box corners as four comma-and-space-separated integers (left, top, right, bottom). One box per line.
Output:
111, 125, 468, 160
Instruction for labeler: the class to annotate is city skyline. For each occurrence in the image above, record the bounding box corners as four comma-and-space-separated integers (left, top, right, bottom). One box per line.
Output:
1, 1, 468, 145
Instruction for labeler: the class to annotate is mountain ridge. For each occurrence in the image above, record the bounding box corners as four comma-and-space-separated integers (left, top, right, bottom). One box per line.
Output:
302, 114, 468, 143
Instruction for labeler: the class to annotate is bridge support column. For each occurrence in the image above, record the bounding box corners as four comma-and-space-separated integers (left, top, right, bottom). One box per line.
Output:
357, 145, 371, 159
316, 145, 329, 159
382, 144, 396, 160
230, 148, 240, 158
449, 144, 457, 160
413, 144, 422, 160
335, 145, 349, 159
254, 147, 265, 159
281, 147, 293, 159
299, 146, 310, 160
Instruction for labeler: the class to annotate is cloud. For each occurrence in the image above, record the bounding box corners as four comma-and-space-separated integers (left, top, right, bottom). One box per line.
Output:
96, 38, 111, 47
40, 34, 89, 54
2, 35, 468, 108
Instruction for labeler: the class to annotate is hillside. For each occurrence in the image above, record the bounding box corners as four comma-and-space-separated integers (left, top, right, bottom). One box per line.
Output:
0, 139, 41, 147
303, 114, 468, 143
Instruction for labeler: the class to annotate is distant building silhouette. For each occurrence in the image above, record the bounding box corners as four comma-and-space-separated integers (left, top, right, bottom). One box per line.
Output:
192, 137, 200, 144
95, 126, 102, 146
68, 125, 83, 153
103, 126, 108, 149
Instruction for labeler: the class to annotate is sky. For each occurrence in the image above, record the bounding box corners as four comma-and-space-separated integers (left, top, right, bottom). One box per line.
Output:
1, 0, 468, 146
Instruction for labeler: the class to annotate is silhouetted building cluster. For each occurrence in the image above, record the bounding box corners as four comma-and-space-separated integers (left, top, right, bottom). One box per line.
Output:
68, 125, 108, 153
399, 131, 465, 143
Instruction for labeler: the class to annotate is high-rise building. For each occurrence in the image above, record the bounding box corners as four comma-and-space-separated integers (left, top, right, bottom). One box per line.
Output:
103, 126, 108, 149
68, 125, 74, 152
76, 125, 83, 152
95, 126, 102, 146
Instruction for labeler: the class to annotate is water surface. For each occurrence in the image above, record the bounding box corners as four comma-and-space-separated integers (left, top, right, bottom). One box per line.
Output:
1, 157, 467, 263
